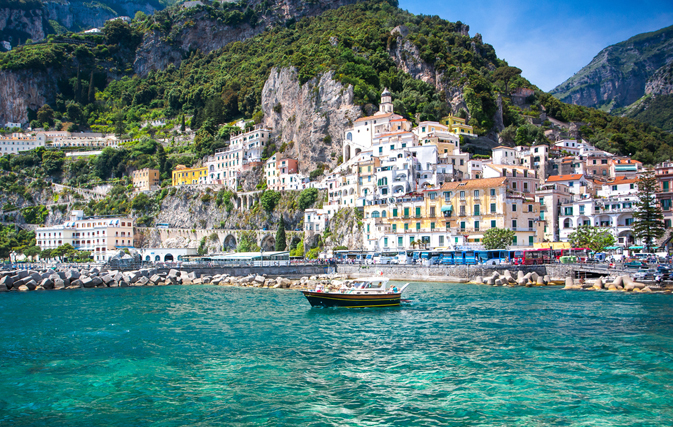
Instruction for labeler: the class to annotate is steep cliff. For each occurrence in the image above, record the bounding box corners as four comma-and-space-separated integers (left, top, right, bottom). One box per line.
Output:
133, 0, 359, 76
551, 24, 673, 111
44, 1, 162, 32
0, 6, 47, 45
645, 60, 673, 96
0, 68, 53, 124
261, 67, 361, 174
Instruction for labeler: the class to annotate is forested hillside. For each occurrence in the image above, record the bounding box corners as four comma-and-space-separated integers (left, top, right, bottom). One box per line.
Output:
0, 0, 672, 167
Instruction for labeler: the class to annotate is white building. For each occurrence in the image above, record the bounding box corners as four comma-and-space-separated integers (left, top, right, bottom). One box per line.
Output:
558, 195, 636, 247
342, 88, 404, 162
35, 210, 135, 262
4, 122, 21, 129
304, 208, 329, 233
596, 176, 638, 198
545, 174, 591, 196
0, 133, 46, 153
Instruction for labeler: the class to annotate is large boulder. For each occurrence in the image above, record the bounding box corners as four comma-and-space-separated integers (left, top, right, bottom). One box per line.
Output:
187, 272, 197, 280
0, 275, 14, 290
65, 269, 80, 281
101, 274, 114, 285
70, 279, 83, 288
24, 279, 37, 290
612, 276, 623, 287
92, 277, 104, 287
254, 275, 265, 284
168, 269, 180, 279
136, 276, 149, 286
53, 278, 65, 290
40, 278, 54, 290
18, 284, 29, 291
149, 274, 162, 285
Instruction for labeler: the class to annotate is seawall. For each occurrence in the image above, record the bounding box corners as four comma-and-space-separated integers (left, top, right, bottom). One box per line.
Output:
336, 264, 576, 283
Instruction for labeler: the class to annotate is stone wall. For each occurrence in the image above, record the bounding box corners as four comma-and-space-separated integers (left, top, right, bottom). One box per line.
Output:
336, 264, 550, 283
149, 264, 331, 278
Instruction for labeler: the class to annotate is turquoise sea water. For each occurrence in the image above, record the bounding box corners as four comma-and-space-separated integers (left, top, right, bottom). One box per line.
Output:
1, 283, 673, 426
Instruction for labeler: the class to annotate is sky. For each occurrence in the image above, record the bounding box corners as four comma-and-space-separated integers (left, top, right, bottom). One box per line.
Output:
398, 0, 673, 92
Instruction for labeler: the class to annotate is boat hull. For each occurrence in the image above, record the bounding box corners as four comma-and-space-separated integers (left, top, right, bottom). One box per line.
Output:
302, 291, 401, 308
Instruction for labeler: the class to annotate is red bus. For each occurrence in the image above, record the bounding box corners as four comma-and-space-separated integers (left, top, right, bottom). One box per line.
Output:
510, 248, 589, 265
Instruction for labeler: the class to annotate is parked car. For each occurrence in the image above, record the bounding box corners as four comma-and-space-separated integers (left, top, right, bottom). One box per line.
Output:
656, 266, 671, 280
633, 270, 655, 281
625, 260, 646, 269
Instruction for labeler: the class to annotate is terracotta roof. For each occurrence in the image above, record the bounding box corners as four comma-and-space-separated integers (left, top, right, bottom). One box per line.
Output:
546, 174, 584, 182
609, 176, 638, 185
492, 146, 513, 150
614, 158, 642, 164
441, 177, 507, 190
354, 112, 395, 123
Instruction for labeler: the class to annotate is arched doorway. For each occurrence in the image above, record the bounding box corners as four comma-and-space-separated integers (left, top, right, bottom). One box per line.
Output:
290, 236, 302, 251
224, 234, 237, 250
145, 255, 151, 261
164, 254, 174, 262
155, 255, 161, 261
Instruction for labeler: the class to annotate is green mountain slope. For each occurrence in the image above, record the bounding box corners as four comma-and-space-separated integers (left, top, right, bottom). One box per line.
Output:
1, 0, 672, 167
550, 25, 673, 111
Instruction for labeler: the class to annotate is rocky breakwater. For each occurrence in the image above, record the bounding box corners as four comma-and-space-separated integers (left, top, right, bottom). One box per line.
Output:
0, 267, 342, 293
215, 273, 343, 291
562, 275, 668, 294
472, 270, 552, 287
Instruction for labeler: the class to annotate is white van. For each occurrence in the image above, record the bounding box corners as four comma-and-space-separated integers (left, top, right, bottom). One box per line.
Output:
634, 253, 655, 260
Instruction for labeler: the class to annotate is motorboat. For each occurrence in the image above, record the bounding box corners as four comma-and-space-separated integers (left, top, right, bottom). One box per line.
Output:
301, 277, 410, 308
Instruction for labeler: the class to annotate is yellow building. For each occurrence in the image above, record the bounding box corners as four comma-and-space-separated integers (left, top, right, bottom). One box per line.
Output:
363, 177, 542, 250
440, 115, 475, 136
132, 168, 160, 192
172, 164, 208, 186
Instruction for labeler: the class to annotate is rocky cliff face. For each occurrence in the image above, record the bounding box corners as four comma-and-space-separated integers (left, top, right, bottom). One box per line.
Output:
0, 7, 47, 44
0, 69, 53, 124
134, 0, 359, 76
44, 1, 161, 32
261, 67, 361, 174
551, 25, 673, 110
645, 61, 673, 96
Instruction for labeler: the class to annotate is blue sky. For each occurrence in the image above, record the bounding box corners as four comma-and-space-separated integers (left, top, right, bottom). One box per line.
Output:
398, 0, 673, 92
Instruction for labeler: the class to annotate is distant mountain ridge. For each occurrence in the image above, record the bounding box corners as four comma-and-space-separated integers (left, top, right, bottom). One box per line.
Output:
550, 25, 673, 112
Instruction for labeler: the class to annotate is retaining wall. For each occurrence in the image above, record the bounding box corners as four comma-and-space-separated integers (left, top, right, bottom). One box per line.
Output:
152, 264, 332, 278
336, 264, 553, 283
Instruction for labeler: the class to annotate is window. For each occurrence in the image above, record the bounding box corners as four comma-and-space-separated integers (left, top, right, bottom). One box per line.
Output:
430, 207, 436, 217
404, 223, 409, 231
398, 236, 403, 246
393, 208, 398, 217
630, 184, 635, 189
439, 236, 444, 246
460, 221, 466, 230
416, 222, 421, 230
579, 205, 585, 214
490, 203, 496, 213
367, 224, 370, 233
460, 205, 466, 216
529, 236, 534, 245
444, 191, 452, 201
429, 193, 436, 200
625, 218, 634, 226
564, 207, 573, 215
512, 220, 517, 229
404, 207, 409, 217
612, 185, 618, 191
491, 220, 496, 228
490, 189, 496, 196
474, 205, 480, 216
662, 199, 672, 211
512, 204, 517, 212
415, 207, 421, 217
460, 191, 465, 199
513, 236, 517, 245
384, 237, 388, 247
392, 224, 397, 232
379, 147, 383, 154
474, 190, 479, 197
474, 221, 479, 231
665, 181, 670, 191
528, 205, 533, 212
431, 222, 435, 230
529, 220, 534, 229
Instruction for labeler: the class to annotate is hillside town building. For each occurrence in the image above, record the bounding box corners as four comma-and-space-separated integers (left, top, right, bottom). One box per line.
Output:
133, 168, 161, 192
35, 210, 135, 262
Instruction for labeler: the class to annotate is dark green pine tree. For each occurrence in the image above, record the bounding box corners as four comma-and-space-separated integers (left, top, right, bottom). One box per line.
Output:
633, 171, 666, 251
180, 114, 186, 132
275, 217, 287, 251
87, 70, 95, 104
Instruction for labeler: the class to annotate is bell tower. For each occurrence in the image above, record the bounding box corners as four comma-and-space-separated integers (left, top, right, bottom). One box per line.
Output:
379, 88, 393, 113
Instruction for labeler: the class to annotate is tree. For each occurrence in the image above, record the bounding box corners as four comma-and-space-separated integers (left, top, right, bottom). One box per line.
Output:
492, 66, 522, 94
87, 70, 95, 104
275, 217, 287, 251
482, 228, 515, 249
180, 114, 186, 132
156, 144, 167, 175
36, 105, 54, 127
633, 171, 666, 251
261, 190, 281, 212
41, 150, 65, 175
568, 225, 615, 253
114, 110, 125, 137
298, 188, 319, 210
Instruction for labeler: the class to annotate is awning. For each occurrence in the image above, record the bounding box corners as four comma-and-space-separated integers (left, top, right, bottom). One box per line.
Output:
441, 205, 453, 212
629, 246, 644, 249
604, 246, 621, 250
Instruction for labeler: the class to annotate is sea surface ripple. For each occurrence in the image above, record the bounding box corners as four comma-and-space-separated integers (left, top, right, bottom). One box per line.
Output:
1, 282, 673, 426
